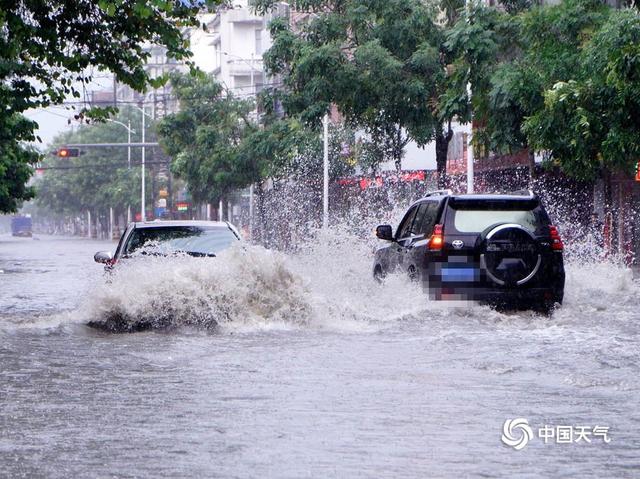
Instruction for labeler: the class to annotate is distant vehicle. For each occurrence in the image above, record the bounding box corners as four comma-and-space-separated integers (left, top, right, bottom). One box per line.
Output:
94, 220, 242, 267
373, 190, 565, 314
11, 215, 32, 237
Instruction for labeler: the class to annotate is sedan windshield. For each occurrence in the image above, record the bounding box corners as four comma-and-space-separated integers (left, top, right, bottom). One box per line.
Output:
123, 226, 239, 257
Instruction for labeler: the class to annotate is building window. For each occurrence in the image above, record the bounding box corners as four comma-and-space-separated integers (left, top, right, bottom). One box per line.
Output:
214, 45, 220, 70
255, 29, 262, 55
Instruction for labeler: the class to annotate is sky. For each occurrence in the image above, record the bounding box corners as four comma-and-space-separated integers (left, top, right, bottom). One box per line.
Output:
24, 75, 116, 149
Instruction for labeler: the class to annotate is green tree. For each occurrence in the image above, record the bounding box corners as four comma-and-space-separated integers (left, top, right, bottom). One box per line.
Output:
36, 107, 153, 217
445, 0, 610, 166
0, 0, 221, 213
524, 7, 640, 181
236, 95, 360, 242
0, 115, 39, 212
444, 2, 525, 158
238, 115, 358, 181
254, 0, 459, 186
157, 73, 257, 205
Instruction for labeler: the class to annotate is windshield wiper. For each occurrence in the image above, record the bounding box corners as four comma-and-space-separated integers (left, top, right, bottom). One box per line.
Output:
169, 250, 216, 258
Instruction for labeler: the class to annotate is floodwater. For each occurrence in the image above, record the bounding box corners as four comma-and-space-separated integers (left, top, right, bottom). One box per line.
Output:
0, 233, 639, 478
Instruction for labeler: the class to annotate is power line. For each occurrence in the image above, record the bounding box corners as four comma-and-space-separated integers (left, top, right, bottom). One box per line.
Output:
36, 160, 170, 171
55, 81, 284, 106
28, 109, 73, 119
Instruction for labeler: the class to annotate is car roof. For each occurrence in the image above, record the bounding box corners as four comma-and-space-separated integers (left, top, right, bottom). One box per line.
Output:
450, 193, 539, 201
409, 190, 539, 209
416, 190, 537, 201
132, 220, 232, 229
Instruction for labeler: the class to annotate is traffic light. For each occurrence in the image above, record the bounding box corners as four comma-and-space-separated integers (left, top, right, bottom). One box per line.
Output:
56, 148, 81, 158
636, 160, 640, 182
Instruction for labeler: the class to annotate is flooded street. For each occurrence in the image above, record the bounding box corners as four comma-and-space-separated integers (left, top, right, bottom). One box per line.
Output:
1, 234, 639, 477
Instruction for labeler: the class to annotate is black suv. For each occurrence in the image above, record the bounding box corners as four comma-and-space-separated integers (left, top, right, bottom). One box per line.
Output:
373, 190, 565, 313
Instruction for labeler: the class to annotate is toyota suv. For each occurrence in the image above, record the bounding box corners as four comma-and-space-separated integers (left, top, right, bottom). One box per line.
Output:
373, 190, 565, 314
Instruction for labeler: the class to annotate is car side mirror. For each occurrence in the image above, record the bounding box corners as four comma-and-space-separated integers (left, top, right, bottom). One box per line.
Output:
94, 251, 114, 264
376, 224, 394, 241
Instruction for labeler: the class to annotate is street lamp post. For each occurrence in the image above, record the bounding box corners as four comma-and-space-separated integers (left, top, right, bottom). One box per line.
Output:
128, 105, 153, 222
105, 119, 134, 167
105, 118, 136, 226
141, 109, 146, 221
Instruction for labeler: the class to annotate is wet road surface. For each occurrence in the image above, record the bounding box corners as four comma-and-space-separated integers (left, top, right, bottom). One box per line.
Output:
1, 233, 639, 477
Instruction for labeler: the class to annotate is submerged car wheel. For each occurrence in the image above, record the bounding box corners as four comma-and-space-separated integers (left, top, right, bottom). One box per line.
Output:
373, 265, 386, 283
408, 265, 418, 282
533, 298, 557, 316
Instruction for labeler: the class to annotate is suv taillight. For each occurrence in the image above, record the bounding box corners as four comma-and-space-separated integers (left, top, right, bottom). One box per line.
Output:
549, 225, 564, 251
428, 224, 444, 251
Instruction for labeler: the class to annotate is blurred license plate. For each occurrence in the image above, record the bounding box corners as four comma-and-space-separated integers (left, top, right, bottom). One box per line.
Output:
441, 267, 477, 282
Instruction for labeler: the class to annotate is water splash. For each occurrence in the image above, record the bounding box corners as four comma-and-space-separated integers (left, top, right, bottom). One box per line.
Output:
76, 227, 432, 333
80, 244, 314, 332
2, 187, 637, 334
76, 219, 639, 334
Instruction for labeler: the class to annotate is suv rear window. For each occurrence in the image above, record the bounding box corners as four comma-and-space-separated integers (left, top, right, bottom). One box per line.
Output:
453, 209, 538, 233
446, 199, 549, 234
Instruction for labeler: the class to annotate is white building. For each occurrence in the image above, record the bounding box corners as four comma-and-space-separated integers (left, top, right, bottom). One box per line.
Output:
191, 2, 289, 97
114, 44, 185, 118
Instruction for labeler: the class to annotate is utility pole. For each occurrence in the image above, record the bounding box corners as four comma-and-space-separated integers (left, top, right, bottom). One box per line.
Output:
323, 113, 329, 229
141, 106, 146, 222
249, 184, 254, 240
113, 75, 117, 109
250, 52, 254, 96
250, 51, 256, 238
466, 0, 474, 194
127, 119, 131, 223
467, 128, 474, 194
109, 207, 114, 240
127, 120, 131, 168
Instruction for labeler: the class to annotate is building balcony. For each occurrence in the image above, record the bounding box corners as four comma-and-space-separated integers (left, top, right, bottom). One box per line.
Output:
227, 9, 264, 25
226, 58, 264, 76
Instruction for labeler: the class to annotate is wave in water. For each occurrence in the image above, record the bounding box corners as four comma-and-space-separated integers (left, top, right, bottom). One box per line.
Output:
2, 228, 638, 334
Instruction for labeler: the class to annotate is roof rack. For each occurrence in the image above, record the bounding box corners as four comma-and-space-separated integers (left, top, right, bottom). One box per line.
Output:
511, 189, 537, 197
423, 189, 453, 198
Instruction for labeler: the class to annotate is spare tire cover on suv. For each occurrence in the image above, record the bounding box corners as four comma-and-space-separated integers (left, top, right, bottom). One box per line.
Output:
480, 223, 541, 287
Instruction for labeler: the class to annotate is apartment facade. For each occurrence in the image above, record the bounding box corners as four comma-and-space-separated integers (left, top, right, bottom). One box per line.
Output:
193, 2, 289, 96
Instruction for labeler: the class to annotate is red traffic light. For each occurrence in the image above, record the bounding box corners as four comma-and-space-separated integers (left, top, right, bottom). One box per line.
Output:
56, 148, 80, 158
